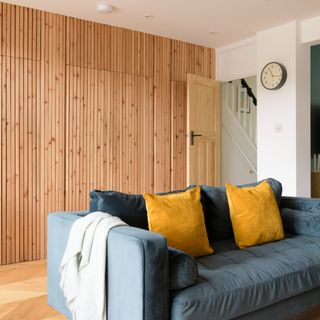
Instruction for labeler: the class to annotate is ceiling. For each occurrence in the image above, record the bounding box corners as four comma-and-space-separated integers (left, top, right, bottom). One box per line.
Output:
3, 0, 320, 48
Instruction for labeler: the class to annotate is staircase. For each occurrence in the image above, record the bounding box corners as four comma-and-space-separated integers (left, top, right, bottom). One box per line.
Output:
221, 78, 257, 184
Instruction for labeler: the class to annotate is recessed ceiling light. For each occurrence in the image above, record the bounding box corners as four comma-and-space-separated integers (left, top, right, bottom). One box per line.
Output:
144, 15, 155, 19
97, 3, 113, 14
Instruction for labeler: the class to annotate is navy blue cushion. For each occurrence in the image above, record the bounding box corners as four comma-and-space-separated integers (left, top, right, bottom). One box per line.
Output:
170, 235, 320, 320
200, 178, 282, 241
169, 247, 198, 291
90, 190, 148, 229
90, 188, 190, 229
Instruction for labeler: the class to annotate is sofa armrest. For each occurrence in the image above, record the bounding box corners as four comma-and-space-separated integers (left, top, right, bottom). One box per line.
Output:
280, 197, 320, 237
47, 211, 89, 318
107, 226, 169, 320
281, 208, 320, 237
281, 196, 320, 212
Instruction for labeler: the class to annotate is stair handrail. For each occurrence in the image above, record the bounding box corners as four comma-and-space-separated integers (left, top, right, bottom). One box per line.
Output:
240, 79, 257, 106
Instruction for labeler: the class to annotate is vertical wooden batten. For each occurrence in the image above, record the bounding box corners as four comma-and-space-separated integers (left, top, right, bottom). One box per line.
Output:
39, 12, 66, 259
0, 2, 215, 265
0, 3, 42, 265
171, 81, 187, 190
153, 36, 171, 193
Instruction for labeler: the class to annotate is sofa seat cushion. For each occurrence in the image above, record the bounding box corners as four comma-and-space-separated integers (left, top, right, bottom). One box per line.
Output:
170, 235, 320, 320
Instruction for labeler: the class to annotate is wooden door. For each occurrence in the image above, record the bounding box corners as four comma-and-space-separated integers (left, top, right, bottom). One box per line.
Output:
187, 74, 220, 186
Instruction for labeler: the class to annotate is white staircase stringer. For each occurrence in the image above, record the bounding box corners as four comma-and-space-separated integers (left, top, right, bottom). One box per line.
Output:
222, 104, 257, 172
224, 82, 257, 147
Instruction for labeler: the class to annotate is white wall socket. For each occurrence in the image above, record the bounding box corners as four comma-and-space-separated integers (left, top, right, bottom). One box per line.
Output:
275, 124, 282, 133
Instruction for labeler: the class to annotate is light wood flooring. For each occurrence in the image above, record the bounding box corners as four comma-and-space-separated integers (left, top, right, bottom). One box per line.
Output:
0, 260, 65, 320
0, 260, 320, 319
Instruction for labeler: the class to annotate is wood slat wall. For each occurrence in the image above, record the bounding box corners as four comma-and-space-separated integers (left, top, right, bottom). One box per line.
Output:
171, 81, 187, 190
0, 2, 215, 265
39, 12, 66, 259
65, 68, 154, 211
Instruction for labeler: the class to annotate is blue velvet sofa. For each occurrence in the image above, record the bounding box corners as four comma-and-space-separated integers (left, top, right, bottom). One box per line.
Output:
47, 180, 320, 320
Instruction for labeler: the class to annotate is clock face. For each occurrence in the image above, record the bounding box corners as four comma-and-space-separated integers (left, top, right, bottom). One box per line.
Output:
260, 62, 287, 90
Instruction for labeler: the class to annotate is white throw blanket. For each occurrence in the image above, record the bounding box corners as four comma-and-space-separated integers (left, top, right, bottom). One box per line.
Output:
60, 212, 127, 320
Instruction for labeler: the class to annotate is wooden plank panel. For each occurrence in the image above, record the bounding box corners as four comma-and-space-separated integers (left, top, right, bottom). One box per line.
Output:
211, 48, 216, 80
1, 57, 40, 265
110, 72, 122, 191
39, 12, 66, 259
110, 26, 154, 76
171, 40, 187, 82
121, 74, 154, 193
66, 17, 112, 71
195, 46, 216, 79
1, 56, 8, 264
0, 55, 4, 264
141, 76, 155, 193
121, 73, 130, 193
0, 46, 2, 264
171, 81, 187, 190
65, 66, 99, 211
154, 36, 171, 79
153, 77, 171, 193
65, 66, 72, 210
154, 37, 172, 192
1, 3, 40, 60
154, 36, 171, 193
8, 56, 15, 263
65, 69, 154, 207
171, 40, 216, 81
17, 53, 22, 263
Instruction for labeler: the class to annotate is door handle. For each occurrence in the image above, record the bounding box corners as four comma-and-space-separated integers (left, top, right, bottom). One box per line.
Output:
190, 130, 202, 146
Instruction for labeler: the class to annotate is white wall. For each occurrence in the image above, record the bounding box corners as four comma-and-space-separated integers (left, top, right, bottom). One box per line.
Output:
296, 23, 311, 196
216, 38, 256, 82
221, 127, 257, 185
217, 19, 313, 196
301, 16, 320, 45
257, 22, 310, 196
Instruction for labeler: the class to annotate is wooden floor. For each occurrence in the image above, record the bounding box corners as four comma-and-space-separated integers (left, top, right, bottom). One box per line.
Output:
0, 260, 65, 320
0, 260, 319, 320
292, 308, 320, 320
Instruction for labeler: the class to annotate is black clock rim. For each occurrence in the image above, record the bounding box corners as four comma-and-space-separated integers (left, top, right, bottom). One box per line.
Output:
260, 62, 287, 90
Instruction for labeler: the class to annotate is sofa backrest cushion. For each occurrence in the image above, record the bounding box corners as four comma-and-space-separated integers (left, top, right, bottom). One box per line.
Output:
90, 188, 190, 229
199, 178, 282, 241
90, 190, 148, 229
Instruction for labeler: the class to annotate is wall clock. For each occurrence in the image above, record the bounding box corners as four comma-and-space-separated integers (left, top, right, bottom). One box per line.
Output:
260, 62, 287, 90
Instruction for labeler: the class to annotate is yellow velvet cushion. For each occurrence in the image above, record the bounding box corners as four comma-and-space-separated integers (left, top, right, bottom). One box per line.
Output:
226, 181, 284, 249
143, 187, 213, 257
